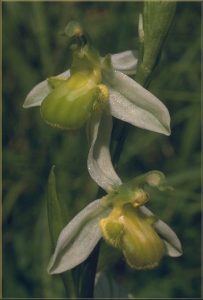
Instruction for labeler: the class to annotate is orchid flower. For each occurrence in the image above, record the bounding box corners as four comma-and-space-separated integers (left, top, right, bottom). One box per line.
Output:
23, 45, 170, 136
47, 170, 182, 274
23, 34, 170, 190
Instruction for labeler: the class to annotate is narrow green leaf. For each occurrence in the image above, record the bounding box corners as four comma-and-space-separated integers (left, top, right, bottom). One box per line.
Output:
47, 166, 77, 298
47, 165, 65, 248
136, 1, 176, 85
143, 1, 176, 69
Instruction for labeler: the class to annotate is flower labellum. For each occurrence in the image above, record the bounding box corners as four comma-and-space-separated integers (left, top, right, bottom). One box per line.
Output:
40, 42, 109, 130
100, 202, 165, 270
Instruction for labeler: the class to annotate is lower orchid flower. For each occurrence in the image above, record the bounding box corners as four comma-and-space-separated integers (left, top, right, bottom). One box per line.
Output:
47, 170, 182, 274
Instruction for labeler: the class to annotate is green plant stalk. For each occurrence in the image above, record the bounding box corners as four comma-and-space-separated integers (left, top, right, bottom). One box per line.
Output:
75, 241, 101, 298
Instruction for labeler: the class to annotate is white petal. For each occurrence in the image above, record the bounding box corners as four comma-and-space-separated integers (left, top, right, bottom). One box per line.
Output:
108, 70, 171, 136
155, 220, 183, 257
111, 50, 138, 75
48, 199, 110, 274
87, 110, 122, 193
139, 206, 183, 257
23, 69, 70, 108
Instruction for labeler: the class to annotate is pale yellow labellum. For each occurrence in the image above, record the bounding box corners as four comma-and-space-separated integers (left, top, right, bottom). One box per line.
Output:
100, 202, 165, 270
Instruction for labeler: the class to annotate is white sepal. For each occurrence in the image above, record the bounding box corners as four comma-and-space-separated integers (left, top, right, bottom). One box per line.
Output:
48, 199, 110, 274
140, 206, 183, 257
87, 110, 122, 192
23, 70, 70, 108
111, 50, 138, 75
108, 70, 171, 136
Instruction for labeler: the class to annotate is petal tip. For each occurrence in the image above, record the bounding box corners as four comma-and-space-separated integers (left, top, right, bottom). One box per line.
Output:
47, 262, 58, 275
47, 264, 54, 275
163, 126, 171, 136
22, 101, 29, 109
158, 120, 171, 136
170, 241, 183, 257
22, 92, 43, 109
162, 231, 183, 258
47, 256, 56, 275
166, 242, 183, 258
47, 255, 68, 275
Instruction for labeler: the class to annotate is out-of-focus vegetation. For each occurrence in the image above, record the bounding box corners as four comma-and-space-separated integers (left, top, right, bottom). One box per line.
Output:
2, 2, 201, 298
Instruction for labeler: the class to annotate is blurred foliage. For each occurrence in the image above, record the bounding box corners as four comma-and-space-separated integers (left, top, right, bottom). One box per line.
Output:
2, 2, 201, 298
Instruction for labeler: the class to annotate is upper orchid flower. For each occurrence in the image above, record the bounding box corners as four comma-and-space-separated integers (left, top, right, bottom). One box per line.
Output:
23, 22, 170, 134
23, 22, 171, 191
47, 170, 182, 274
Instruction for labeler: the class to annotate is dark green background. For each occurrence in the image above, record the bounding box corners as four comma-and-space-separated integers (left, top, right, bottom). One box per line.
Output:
2, 1, 201, 298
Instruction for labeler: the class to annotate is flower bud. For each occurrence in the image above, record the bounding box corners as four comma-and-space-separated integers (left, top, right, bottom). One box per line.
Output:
136, 2, 176, 85
100, 203, 165, 270
64, 21, 84, 39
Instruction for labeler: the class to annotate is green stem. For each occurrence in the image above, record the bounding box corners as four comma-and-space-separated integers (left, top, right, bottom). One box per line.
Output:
76, 241, 101, 298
